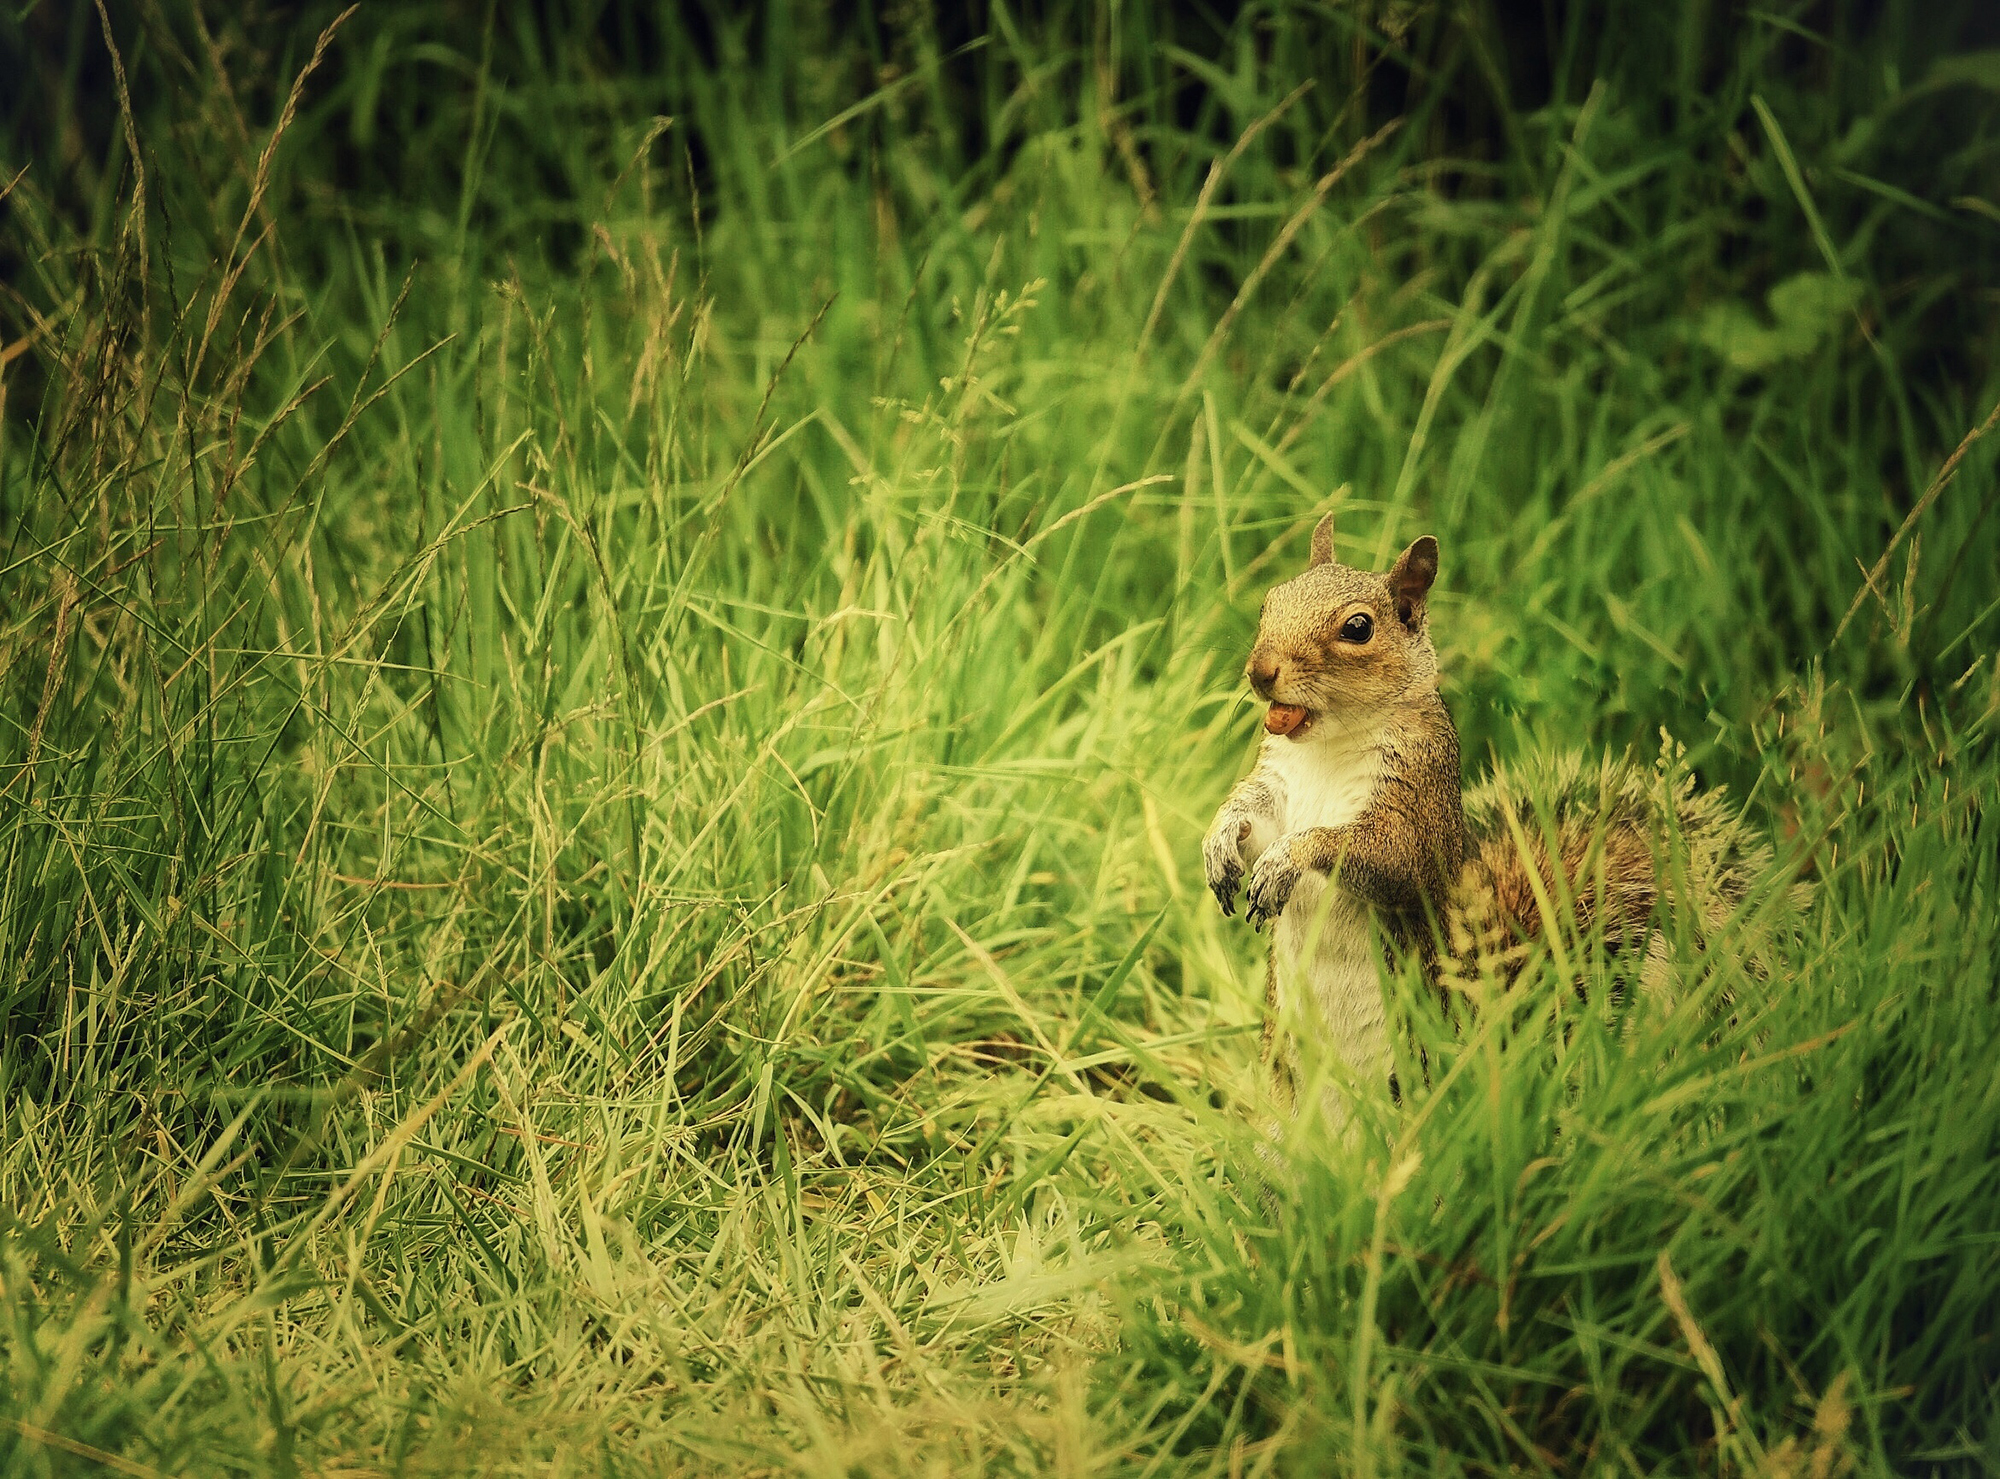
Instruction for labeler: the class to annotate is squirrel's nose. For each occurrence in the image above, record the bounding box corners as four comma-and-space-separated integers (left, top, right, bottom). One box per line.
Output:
1246, 652, 1280, 698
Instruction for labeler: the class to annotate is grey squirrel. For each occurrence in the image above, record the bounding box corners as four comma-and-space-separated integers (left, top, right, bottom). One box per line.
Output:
1200, 513, 1777, 1118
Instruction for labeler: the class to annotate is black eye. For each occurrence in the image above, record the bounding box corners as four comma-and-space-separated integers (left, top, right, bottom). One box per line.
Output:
1340, 613, 1373, 643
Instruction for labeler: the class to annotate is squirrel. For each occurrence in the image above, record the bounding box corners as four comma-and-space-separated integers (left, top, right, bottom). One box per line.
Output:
1200, 512, 1778, 1122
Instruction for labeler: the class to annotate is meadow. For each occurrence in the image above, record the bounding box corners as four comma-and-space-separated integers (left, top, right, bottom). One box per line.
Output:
1, 3, 1997, 1473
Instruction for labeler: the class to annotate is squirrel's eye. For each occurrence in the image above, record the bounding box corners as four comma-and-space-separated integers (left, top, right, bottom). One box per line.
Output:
1340, 613, 1374, 643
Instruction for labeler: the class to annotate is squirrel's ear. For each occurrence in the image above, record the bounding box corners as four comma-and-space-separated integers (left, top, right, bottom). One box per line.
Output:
1388, 536, 1439, 628
1309, 511, 1337, 567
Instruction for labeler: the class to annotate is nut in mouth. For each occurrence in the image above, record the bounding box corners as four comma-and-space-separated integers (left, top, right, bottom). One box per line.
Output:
1264, 702, 1315, 738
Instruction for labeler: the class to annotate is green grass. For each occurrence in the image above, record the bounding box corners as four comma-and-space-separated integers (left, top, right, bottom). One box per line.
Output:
2, 2, 1997, 1473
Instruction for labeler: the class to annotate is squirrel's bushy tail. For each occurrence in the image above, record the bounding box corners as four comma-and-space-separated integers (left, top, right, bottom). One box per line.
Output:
1445, 739, 1798, 993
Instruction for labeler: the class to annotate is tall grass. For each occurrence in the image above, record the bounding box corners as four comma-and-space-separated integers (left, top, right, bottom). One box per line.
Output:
1, 3, 1996, 1473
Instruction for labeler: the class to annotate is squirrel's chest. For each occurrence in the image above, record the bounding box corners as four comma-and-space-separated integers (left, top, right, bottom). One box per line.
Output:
1266, 731, 1387, 831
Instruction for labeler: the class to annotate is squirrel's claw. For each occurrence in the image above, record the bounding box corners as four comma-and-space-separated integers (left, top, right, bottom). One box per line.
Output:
1244, 850, 1301, 926
1201, 826, 1247, 918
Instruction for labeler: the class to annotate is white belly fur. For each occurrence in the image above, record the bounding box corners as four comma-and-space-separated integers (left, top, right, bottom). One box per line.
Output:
1263, 721, 1391, 1116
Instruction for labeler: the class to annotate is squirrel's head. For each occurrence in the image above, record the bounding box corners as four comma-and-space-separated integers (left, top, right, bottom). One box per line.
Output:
1245, 513, 1439, 740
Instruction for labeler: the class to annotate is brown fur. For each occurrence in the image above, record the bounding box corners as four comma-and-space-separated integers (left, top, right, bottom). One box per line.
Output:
1251, 695, 1466, 925
1208, 517, 1791, 1104
1245, 528, 1441, 722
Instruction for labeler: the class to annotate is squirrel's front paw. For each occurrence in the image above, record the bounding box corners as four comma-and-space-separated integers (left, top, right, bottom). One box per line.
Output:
1245, 845, 1304, 929
1202, 816, 1251, 916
